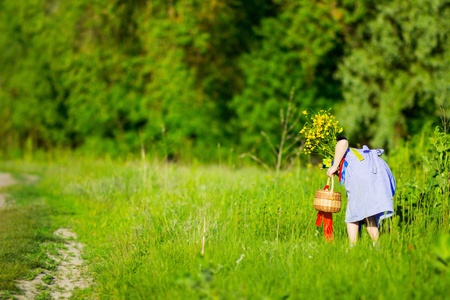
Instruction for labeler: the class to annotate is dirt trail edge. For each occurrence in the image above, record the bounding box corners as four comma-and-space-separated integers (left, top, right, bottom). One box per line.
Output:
0, 173, 16, 209
15, 228, 92, 299
0, 172, 92, 299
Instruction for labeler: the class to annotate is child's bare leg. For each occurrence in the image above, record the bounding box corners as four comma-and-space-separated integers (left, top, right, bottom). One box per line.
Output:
365, 217, 379, 241
347, 222, 359, 244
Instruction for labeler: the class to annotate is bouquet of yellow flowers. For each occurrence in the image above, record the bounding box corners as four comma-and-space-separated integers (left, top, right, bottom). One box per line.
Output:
299, 110, 343, 159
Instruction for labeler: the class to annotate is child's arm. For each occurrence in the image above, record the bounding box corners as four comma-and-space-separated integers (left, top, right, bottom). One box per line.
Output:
326, 139, 349, 178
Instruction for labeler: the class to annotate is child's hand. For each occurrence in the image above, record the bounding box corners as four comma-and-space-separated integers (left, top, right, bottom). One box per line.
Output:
327, 165, 338, 178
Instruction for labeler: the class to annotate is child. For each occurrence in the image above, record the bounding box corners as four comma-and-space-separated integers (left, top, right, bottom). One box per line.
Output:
326, 138, 396, 244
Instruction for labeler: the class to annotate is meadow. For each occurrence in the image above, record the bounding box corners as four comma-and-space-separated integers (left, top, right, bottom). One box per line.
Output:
1, 1, 448, 298
0, 129, 448, 299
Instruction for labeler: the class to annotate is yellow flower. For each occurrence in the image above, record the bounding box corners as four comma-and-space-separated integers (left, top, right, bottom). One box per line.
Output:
302, 110, 308, 115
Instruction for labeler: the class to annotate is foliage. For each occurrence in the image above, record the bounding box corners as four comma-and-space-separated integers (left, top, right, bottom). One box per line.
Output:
433, 233, 450, 272
0, 0, 276, 159
230, 0, 366, 162
300, 110, 343, 157
0, 0, 448, 162
240, 89, 304, 175
423, 126, 450, 193
387, 122, 449, 233
337, 0, 450, 148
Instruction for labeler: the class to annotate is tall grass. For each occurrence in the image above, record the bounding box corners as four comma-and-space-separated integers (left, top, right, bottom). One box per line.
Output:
1, 130, 449, 299
0, 183, 61, 292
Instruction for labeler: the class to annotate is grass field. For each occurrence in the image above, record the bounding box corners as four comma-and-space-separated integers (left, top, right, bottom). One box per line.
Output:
0, 131, 449, 299
0, 173, 64, 298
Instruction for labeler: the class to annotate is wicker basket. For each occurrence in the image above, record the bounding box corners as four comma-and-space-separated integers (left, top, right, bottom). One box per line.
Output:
314, 177, 341, 213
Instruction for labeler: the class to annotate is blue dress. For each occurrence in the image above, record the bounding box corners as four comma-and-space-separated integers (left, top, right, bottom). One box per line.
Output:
342, 145, 396, 225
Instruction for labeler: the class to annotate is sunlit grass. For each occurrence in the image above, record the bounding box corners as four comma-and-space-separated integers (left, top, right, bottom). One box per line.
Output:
0, 135, 449, 299
0, 184, 60, 292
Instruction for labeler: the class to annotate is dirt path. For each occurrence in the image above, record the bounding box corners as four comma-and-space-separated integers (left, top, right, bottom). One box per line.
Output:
50, 229, 91, 298
0, 172, 92, 299
15, 228, 92, 299
0, 173, 16, 209
0, 173, 17, 188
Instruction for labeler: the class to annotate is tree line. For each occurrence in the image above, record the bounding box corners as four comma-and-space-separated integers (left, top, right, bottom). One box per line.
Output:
0, 0, 448, 162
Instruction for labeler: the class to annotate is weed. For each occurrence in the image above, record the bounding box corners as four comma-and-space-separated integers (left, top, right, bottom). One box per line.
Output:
41, 274, 53, 285
35, 290, 51, 300
35, 283, 49, 291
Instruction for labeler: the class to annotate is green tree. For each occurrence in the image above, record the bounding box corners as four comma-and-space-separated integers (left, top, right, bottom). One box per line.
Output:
0, 0, 73, 149
231, 0, 367, 162
337, 0, 450, 148
0, 0, 278, 159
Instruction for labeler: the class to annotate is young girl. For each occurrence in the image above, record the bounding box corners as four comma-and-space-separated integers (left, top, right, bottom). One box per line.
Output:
326, 138, 396, 243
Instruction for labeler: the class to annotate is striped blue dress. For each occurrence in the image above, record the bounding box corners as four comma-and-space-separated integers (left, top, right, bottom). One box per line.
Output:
342, 145, 396, 225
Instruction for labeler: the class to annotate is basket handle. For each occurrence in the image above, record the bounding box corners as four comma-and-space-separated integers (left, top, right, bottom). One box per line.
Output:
325, 177, 335, 194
